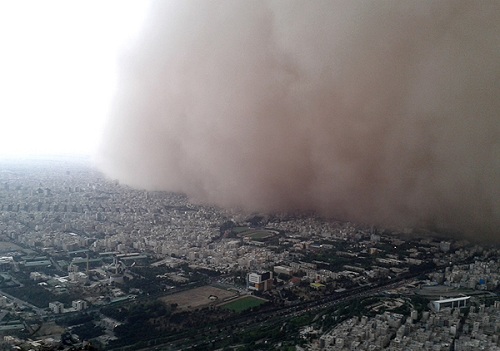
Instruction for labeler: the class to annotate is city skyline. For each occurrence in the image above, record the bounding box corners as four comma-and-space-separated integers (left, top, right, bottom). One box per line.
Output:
0, 157, 498, 350
1, 1, 497, 239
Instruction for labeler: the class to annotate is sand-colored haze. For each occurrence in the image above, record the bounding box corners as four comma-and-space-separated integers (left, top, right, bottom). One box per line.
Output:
96, 1, 500, 240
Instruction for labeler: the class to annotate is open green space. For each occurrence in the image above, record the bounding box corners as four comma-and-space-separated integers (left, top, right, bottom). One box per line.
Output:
221, 296, 266, 313
240, 230, 275, 240
232, 226, 251, 233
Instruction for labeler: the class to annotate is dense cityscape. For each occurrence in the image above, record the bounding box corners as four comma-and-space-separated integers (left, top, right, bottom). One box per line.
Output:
0, 157, 498, 350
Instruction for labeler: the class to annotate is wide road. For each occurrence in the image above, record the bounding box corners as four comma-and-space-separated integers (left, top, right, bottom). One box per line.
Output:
121, 258, 482, 350
130, 276, 419, 351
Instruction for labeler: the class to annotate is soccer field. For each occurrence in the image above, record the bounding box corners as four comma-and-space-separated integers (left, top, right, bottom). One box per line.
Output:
221, 296, 266, 313
239, 230, 275, 240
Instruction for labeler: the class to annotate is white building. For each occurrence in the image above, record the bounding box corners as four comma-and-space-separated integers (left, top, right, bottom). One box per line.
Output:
247, 271, 273, 291
48, 301, 64, 314
431, 296, 470, 312
274, 265, 293, 276
71, 300, 88, 311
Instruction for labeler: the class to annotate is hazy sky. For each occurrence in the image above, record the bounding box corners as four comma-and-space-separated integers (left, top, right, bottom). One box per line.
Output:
97, 1, 499, 240
0, 0, 150, 156
1, 1, 498, 239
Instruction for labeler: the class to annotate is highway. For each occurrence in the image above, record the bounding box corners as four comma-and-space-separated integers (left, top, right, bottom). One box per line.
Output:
170, 261, 480, 350
130, 276, 419, 351
113, 257, 482, 350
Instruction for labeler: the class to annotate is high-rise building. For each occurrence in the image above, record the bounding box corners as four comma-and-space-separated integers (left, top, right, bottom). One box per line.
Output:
49, 301, 64, 314
247, 271, 273, 291
72, 300, 88, 311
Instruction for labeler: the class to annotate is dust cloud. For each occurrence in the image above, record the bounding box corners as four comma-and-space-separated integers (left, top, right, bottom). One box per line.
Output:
96, 1, 500, 240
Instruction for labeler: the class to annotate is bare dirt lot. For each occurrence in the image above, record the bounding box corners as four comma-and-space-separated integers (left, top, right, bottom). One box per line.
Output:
159, 286, 238, 310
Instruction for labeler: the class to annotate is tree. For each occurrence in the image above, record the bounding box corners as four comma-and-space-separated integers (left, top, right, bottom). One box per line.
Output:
219, 220, 236, 234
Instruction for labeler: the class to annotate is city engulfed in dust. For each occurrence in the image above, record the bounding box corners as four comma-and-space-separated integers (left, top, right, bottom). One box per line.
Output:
96, 1, 500, 241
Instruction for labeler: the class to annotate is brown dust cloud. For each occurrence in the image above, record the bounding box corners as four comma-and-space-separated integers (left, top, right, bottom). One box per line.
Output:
96, 1, 500, 241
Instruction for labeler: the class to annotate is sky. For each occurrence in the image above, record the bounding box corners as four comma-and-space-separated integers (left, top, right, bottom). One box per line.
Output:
0, 0, 150, 156
0, 1, 498, 239
96, 1, 499, 240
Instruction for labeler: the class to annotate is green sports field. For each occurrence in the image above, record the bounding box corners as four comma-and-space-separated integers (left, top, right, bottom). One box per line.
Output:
236, 229, 275, 240
232, 226, 251, 233
221, 296, 266, 313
